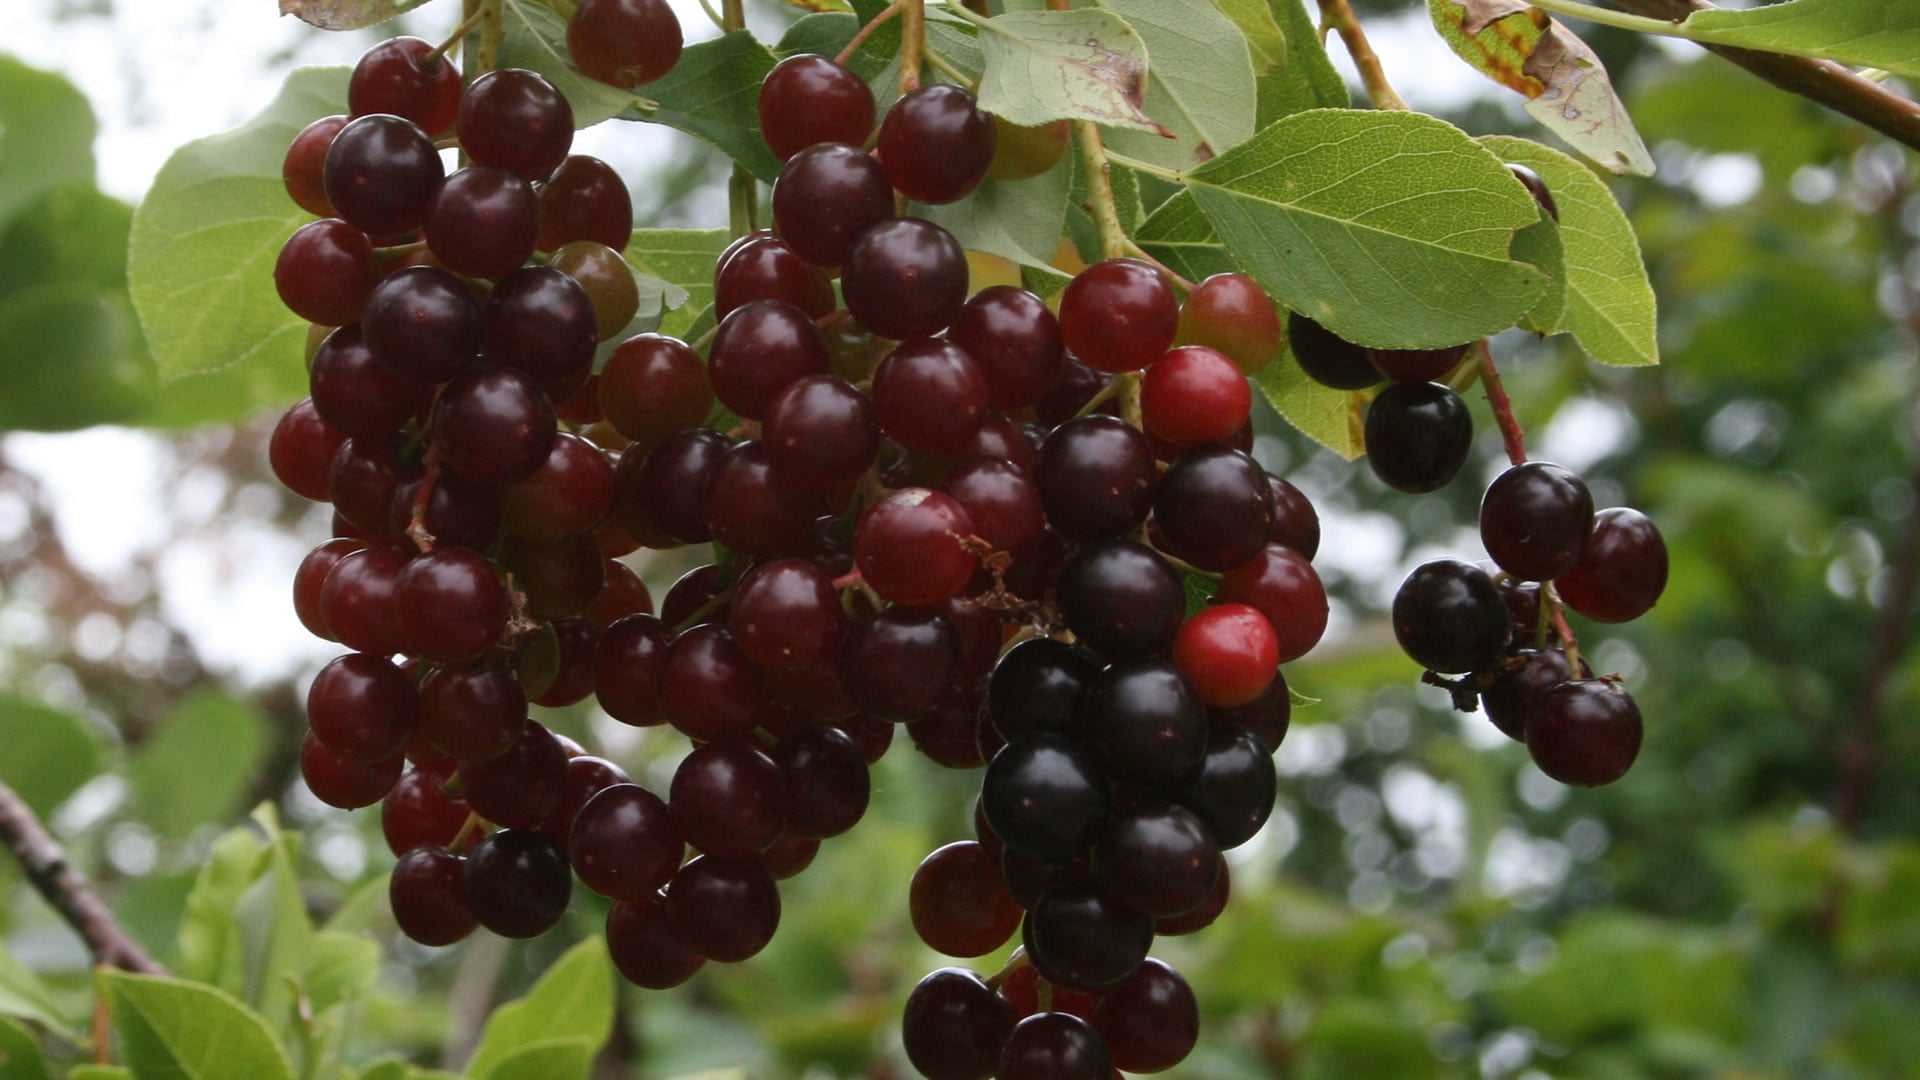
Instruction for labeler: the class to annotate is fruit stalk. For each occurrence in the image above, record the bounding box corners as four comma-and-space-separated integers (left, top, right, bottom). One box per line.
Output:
1475, 338, 1528, 466
1315, 0, 1406, 111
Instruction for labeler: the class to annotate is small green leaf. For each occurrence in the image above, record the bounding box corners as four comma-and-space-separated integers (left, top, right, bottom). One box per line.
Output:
0, 1017, 49, 1080
127, 66, 345, 386
915, 153, 1073, 270
126, 691, 267, 839
1679, 0, 1920, 77
0, 285, 152, 432
0, 695, 101, 817
1092, 0, 1258, 169
1251, 340, 1366, 458
630, 31, 784, 183
470, 1040, 599, 1080
0, 949, 81, 1040
1020, 263, 1073, 301
1258, 0, 1350, 124
623, 229, 728, 340
177, 825, 269, 994
1210, 0, 1288, 72
302, 931, 380, 1017
277, 0, 434, 29
104, 972, 295, 1080
1184, 108, 1548, 349
972, 10, 1167, 135
1427, 1, 1653, 175
1479, 135, 1658, 366
498, 0, 640, 127
235, 804, 314, 1030
463, 940, 614, 1080
1288, 684, 1321, 708
0, 58, 97, 231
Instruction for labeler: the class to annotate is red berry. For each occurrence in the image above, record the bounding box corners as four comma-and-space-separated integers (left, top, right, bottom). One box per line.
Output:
1172, 603, 1280, 708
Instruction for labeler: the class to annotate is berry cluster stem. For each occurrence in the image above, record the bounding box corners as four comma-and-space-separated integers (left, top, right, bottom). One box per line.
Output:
1476, 338, 1528, 466
899, 0, 927, 96
1542, 581, 1583, 674
426, 5, 487, 67
1075, 121, 1129, 261
1315, 0, 1406, 111
723, 0, 757, 236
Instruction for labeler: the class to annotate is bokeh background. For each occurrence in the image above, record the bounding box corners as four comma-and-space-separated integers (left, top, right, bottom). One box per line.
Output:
1, 1, 1918, 1077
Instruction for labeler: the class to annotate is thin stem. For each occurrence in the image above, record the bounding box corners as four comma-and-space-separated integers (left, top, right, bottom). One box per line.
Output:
899, 0, 927, 96
1074, 121, 1128, 260
1102, 150, 1184, 184
1526, 0, 1711, 39
0, 778, 163, 975
408, 447, 442, 552
426, 5, 487, 66
923, 46, 972, 88
696, 0, 727, 31
1121, 238, 1195, 293
1542, 582, 1582, 675
1475, 339, 1527, 466
1072, 379, 1122, 419
1116, 370, 1144, 430
723, 0, 756, 237
1316, 0, 1407, 110
836, 3, 901, 66
478, 0, 503, 76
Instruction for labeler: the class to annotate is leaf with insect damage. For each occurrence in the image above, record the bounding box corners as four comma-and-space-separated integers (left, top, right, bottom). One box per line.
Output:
972, 9, 1172, 136
278, 0, 433, 30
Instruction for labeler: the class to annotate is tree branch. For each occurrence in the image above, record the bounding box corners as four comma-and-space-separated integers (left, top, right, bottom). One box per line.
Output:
1607, 0, 1920, 153
0, 779, 163, 975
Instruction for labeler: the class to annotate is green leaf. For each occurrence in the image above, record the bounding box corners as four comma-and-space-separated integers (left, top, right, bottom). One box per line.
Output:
1184, 109, 1548, 348
498, 0, 640, 127
1092, 0, 1258, 169
915, 154, 1073, 270
104, 972, 295, 1080
1509, 198, 1566, 334
622, 229, 729, 340
1258, 0, 1350, 124
1251, 339, 1366, 458
1479, 135, 1658, 366
1211, 0, 1288, 72
1135, 188, 1236, 283
234, 805, 314, 1030
0, 695, 100, 817
1678, 0, 1920, 77
629, 31, 784, 183
125, 691, 267, 839
971, 10, 1168, 135
127, 66, 344, 386
463, 940, 613, 1080
67, 1069, 131, 1080
1183, 572, 1220, 618
469, 1041, 598, 1080
1427, 1, 1652, 175
277, 0, 434, 29
1020, 263, 1073, 301
0, 949, 81, 1040
176, 825, 270, 995
302, 931, 380, 1017
0, 184, 133, 300
0, 58, 97, 231
0, 1017, 50, 1080
0, 285, 153, 432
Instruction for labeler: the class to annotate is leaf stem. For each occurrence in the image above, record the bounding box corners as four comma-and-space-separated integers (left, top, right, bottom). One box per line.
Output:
1475, 338, 1527, 466
1102, 150, 1184, 184
899, 0, 927, 96
923, 45, 973, 88
723, 0, 756, 237
1074, 121, 1128, 261
478, 0, 502, 77
1121, 238, 1195, 293
1315, 0, 1406, 111
696, 0, 727, 32
836, 3, 901, 67
426, 5, 487, 66
1524, 0, 1698, 39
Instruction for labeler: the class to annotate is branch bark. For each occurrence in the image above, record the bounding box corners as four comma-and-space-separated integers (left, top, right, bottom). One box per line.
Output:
1609, 0, 1920, 153
0, 779, 163, 975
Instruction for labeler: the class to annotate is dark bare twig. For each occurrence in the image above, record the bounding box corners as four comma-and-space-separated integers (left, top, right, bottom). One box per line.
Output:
0, 779, 163, 975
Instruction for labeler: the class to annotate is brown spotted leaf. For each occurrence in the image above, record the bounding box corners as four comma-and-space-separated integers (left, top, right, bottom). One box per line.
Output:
972, 9, 1172, 136
1428, 0, 1653, 176
1091, 0, 1258, 169
778, 0, 855, 11
278, 0, 435, 31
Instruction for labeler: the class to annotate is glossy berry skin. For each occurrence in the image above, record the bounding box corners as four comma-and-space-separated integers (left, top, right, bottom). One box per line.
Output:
457, 69, 573, 182
1089, 959, 1199, 1073
1288, 312, 1381, 390
902, 969, 1018, 1080
1082, 658, 1208, 787
1365, 382, 1472, 494
1094, 801, 1221, 919
1482, 647, 1589, 742
307, 326, 429, 439
349, 37, 463, 135
1480, 461, 1595, 581
1058, 258, 1179, 373
1369, 343, 1468, 383
758, 54, 875, 162
539, 155, 633, 252
713, 233, 835, 321
664, 855, 781, 962
872, 339, 988, 454
771, 725, 870, 838
946, 285, 1064, 409
306, 652, 417, 762
841, 217, 969, 341
463, 829, 571, 938
426, 165, 539, 280
1173, 602, 1280, 707
1141, 345, 1252, 447
567, 0, 683, 87
431, 367, 557, 486
361, 266, 481, 383
838, 607, 957, 720
1027, 883, 1153, 990
909, 841, 1023, 958
1153, 445, 1275, 573
301, 732, 401, 808
878, 83, 996, 205
729, 559, 842, 671
659, 624, 763, 742
607, 896, 705, 989
599, 334, 712, 448
1177, 272, 1282, 374
463, 721, 571, 829
322, 114, 443, 237
981, 733, 1111, 863
1173, 723, 1276, 849
418, 663, 525, 761
669, 740, 788, 857
271, 400, 346, 502
1217, 544, 1328, 664
1267, 473, 1321, 560
852, 488, 978, 607
762, 374, 878, 486
987, 638, 1099, 743
709, 299, 831, 420
942, 457, 1044, 560
1391, 559, 1510, 674
395, 547, 509, 664
771, 143, 894, 269
1056, 539, 1185, 660
1508, 162, 1561, 221
1036, 416, 1157, 542
986, 116, 1070, 180
283, 115, 348, 217
389, 845, 476, 946
593, 614, 673, 726
1527, 679, 1642, 786
998, 1012, 1113, 1080
274, 219, 375, 326
1555, 507, 1669, 622
484, 266, 598, 400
